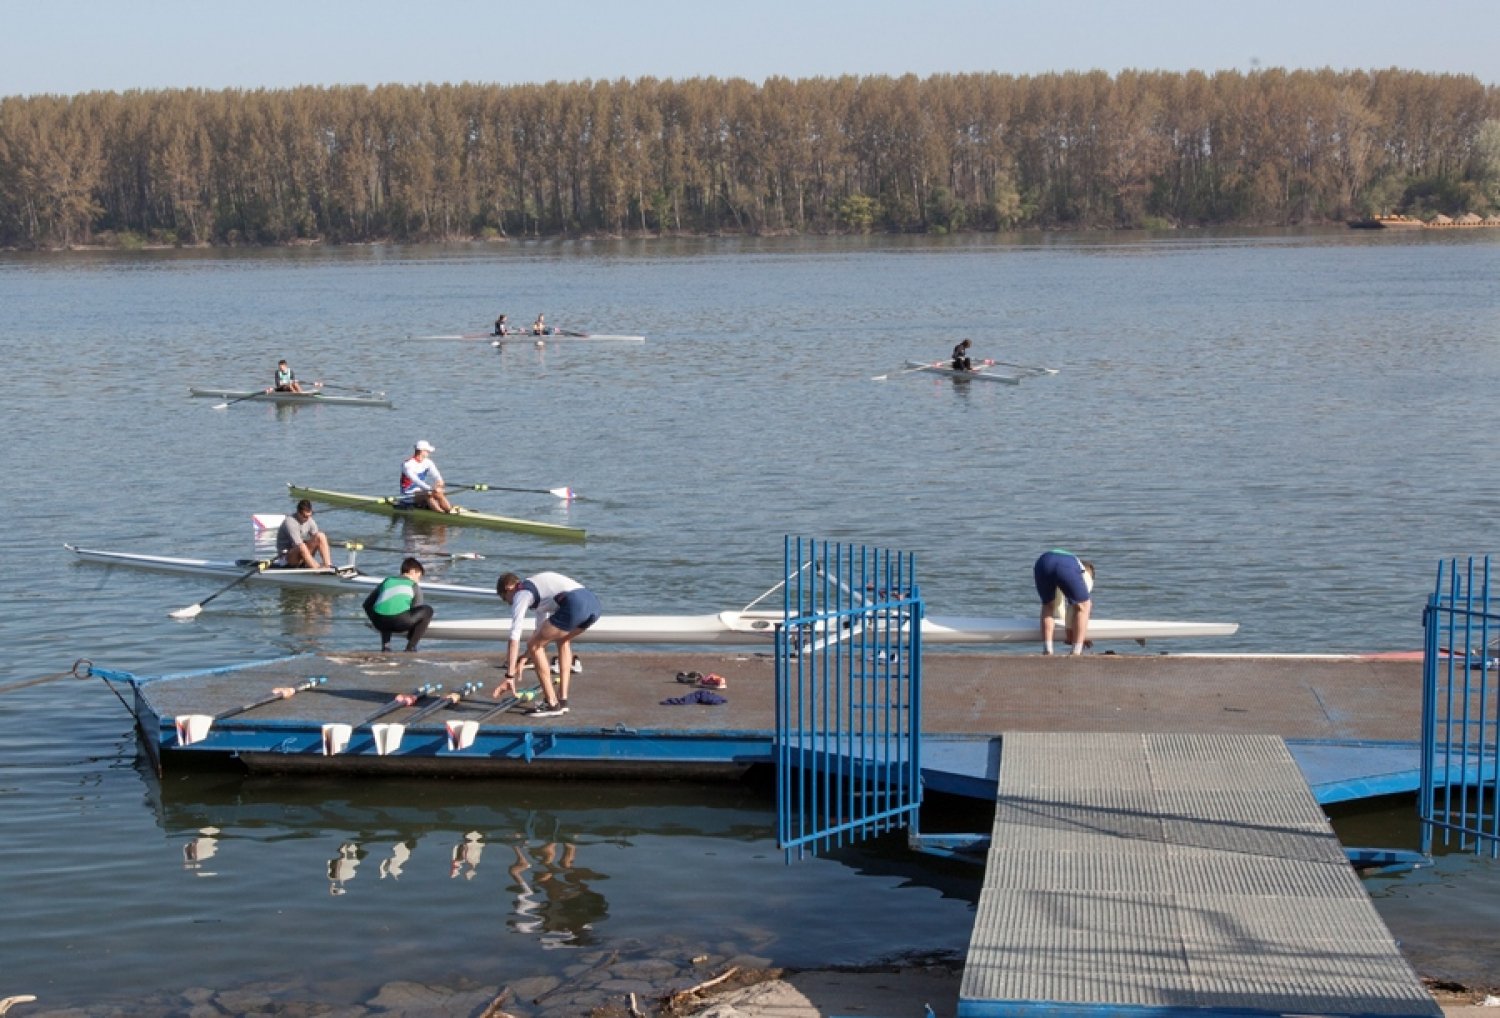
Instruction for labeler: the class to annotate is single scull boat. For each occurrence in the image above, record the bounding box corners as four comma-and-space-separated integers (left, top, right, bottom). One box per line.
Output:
189, 387, 393, 408
903, 361, 1021, 384
288, 485, 586, 541
421, 610, 1238, 645
67, 545, 497, 602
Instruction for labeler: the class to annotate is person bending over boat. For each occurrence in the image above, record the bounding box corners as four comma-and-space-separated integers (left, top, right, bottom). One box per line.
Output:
492, 571, 602, 717
952, 339, 975, 372
400, 439, 455, 513
1033, 549, 1094, 656
494, 313, 511, 336
273, 359, 305, 393
362, 557, 433, 652
275, 499, 334, 569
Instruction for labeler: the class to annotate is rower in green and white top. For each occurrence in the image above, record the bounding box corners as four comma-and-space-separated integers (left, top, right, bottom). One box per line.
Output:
362, 557, 434, 652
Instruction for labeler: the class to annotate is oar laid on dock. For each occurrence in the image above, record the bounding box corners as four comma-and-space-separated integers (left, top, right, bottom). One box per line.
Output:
402, 682, 483, 727
174, 676, 326, 746
321, 683, 441, 756
443, 686, 542, 751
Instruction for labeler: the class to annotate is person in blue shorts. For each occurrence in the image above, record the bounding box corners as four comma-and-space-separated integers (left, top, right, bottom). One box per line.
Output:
492, 570, 602, 717
1034, 549, 1095, 655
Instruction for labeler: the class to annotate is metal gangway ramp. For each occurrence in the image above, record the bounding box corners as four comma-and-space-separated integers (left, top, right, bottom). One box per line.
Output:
960, 732, 1439, 1018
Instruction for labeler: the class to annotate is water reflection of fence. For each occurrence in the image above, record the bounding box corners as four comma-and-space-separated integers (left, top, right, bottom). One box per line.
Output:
1421, 556, 1500, 856
775, 537, 923, 860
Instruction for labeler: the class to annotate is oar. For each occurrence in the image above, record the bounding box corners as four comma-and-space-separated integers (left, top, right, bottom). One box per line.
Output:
453, 482, 576, 501
169, 561, 271, 618
212, 388, 271, 409
173, 676, 326, 745
403, 682, 482, 725
315, 381, 385, 395
341, 541, 485, 561
355, 683, 442, 728
872, 361, 942, 381
982, 358, 1059, 375
217, 676, 327, 722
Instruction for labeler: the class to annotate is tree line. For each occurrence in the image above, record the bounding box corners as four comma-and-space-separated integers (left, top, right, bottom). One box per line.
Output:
2, 68, 1498, 248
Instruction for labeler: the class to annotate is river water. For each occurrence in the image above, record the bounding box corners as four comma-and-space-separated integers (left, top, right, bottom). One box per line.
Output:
3, 229, 1499, 1011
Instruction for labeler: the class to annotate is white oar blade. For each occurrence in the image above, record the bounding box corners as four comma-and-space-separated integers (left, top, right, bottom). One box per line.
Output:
451, 552, 485, 561
211, 402, 230, 410
169, 604, 204, 620
174, 715, 214, 746
550, 487, 575, 500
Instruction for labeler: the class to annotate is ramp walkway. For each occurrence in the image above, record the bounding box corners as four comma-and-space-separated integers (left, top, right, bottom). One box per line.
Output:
959, 732, 1440, 1018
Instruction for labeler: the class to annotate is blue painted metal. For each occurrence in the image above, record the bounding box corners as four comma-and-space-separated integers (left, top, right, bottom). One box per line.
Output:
775, 537, 923, 859
1421, 556, 1500, 856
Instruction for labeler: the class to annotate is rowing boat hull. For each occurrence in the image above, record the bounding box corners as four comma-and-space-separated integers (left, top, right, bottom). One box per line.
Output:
492, 333, 645, 344
288, 485, 586, 541
189, 387, 393, 408
422, 610, 1239, 645
66, 545, 497, 602
904, 361, 1021, 384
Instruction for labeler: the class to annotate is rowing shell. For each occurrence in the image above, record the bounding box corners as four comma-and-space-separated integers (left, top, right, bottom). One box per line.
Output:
189, 387, 393, 408
421, 610, 1239, 645
904, 361, 1021, 384
492, 333, 645, 344
66, 545, 497, 602
288, 485, 585, 541
418, 331, 645, 343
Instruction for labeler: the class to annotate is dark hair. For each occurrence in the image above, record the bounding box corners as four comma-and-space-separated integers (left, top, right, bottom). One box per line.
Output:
295, 499, 313, 513
401, 557, 425, 575
496, 572, 521, 596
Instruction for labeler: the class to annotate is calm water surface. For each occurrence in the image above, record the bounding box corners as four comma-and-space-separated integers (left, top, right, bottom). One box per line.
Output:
4, 230, 1499, 1010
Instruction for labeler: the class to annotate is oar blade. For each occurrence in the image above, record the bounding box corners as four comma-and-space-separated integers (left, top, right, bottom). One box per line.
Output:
168, 604, 204, 620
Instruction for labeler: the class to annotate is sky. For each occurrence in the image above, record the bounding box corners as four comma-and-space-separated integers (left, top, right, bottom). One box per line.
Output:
3, 0, 1497, 97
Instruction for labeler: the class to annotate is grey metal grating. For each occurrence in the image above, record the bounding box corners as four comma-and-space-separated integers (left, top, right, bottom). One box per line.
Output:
959, 731, 1440, 1017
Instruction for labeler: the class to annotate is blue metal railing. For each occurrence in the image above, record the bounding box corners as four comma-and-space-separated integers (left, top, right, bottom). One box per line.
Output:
1421, 556, 1500, 856
775, 537, 924, 860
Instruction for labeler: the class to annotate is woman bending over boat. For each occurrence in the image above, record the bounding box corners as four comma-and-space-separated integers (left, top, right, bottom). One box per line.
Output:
1033, 549, 1094, 656
399, 439, 455, 513
492, 570, 602, 717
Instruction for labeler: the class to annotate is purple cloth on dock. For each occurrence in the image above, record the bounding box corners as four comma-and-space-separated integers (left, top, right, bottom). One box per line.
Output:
660, 690, 727, 706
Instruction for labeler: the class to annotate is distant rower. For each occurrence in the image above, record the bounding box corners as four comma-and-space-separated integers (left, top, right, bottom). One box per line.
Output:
952, 339, 975, 372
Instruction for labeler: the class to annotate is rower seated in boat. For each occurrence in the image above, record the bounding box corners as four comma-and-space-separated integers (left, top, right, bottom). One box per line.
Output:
275, 499, 334, 568
952, 339, 975, 372
399, 439, 455, 513
273, 359, 305, 393
494, 313, 511, 336
531, 313, 555, 336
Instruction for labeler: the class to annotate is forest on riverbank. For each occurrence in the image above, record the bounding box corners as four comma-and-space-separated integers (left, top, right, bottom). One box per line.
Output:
2, 68, 1498, 248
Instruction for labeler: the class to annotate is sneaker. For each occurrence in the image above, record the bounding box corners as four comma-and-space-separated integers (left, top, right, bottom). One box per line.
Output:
558, 699, 569, 712
698, 674, 727, 690
524, 701, 567, 718
551, 658, 583, 675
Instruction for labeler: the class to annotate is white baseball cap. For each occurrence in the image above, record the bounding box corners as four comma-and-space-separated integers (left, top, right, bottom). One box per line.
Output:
415, 440, 435, 452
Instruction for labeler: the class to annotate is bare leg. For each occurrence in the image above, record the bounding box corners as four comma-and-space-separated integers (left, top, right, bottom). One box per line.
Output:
312, 532, 333, 568
526, 630, 558, 705
1039, 607, 1056, 655
554, 632, 580, 700
1068, 601, 1093, 656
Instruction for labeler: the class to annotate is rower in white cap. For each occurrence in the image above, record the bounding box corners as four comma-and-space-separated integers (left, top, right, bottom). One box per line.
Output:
400, 439, 455, 513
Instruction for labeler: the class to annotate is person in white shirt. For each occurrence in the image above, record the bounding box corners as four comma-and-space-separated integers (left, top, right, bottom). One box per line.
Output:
399, 440, 454, 513
491, 571, 601, 717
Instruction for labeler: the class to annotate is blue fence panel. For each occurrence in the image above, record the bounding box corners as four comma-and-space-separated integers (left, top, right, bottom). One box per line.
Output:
775, 537, 923, 860
1421, 556, 1500, 856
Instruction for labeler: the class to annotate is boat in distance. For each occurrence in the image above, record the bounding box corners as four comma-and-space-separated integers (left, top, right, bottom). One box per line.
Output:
418, 330, 645, 343
422, 611, 1239, 645
904, 361, 1021, 384
189, 387, 393, 408
66, 545, 498, 602
288, 484, 586, 541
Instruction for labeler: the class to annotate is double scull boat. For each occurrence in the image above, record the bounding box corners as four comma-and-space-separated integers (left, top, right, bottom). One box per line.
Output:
288, 485, 586, 541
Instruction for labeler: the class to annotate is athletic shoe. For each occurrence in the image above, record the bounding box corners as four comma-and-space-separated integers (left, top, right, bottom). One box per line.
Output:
524, 701, 567, 717
551, 658, 583, 674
